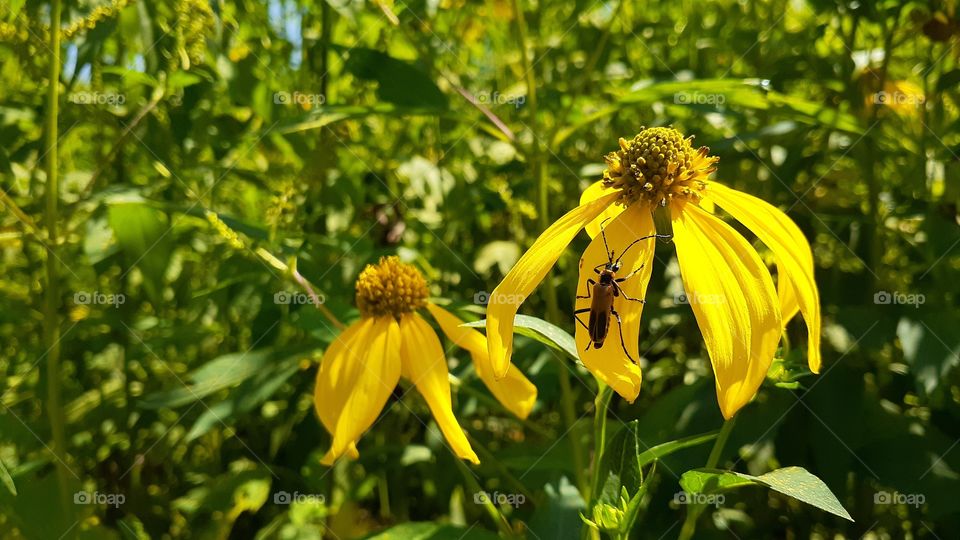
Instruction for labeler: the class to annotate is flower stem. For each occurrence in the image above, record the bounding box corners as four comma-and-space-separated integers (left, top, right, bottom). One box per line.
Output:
582, 384, 613, 540
44, 0, 71, 518
678, 417, 737, 540
588, 384, 613, 503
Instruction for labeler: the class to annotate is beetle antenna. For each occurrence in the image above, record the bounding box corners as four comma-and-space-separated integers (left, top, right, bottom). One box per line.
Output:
600, 224, 613, 263
614, 234, 673, 266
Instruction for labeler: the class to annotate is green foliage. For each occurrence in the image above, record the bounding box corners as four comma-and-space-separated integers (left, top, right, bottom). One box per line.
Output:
1, 0, 959, 538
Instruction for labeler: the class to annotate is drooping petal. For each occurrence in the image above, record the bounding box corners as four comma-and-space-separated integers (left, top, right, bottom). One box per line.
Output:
399, 313, 479, 464
574, 203, 656, 401
580, 181, 625, 239
487, 191, 621, 378
706, 182, 821, 373
672, 203, 781, 419
316, 317, 402, 465
425, 303, 537, 419
778, 276, 801, 324
314, 319, 365, 432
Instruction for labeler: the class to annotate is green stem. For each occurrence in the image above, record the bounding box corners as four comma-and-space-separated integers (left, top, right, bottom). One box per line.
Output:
588, 385, 613, 503
44, 0, 71, 521
583, 385, 613, 540
704, 416, 736, 469
467, 434, 535, 502
678, 417, 737, 540
454, 459, 516, 538
556, 357, 587, 493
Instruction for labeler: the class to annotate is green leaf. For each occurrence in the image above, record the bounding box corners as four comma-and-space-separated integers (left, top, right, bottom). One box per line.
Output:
0, 455, 16, 495
756, 467, 854, 521
277, 104, 451, 134
598, 421, 644, 503
636, 430, 718, 468
528, 477, 586, 540
680, 469, 756, 493
141, 347, 311, 409
185, 362, 300, 441
597, 423, 716, 507
897, 314, 960, 395
461, 314, 579, 361
173, 466, 272, 537
342, 48, 449, 109
140, 349, 273, 409
360, 522, 500, 540
107, 200, 172, 298
680, 466, 853, 521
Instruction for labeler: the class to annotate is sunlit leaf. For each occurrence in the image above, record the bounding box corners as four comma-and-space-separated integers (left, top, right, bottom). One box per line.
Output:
680, 466, 853, 521
461, 314, 579, 361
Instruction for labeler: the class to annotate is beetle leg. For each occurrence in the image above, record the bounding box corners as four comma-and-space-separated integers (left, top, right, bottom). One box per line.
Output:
593, 263, 606, 275
615, 263, 646, 283
611, 308, 636, 364
574, 308, 591, 332
613, 282, 646, 303
576, 279, 597, 299
574, 309, 592, 351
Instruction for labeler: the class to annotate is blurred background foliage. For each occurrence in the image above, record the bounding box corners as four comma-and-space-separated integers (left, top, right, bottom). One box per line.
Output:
1, 0, 959, 538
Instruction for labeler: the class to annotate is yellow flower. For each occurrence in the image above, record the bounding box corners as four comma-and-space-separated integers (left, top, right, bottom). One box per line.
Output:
486, 127, 821, 419
315, 256, 537, 465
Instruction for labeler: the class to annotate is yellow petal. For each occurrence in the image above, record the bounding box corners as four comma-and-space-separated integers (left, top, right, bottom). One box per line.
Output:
699, 198, 716, 214
706, 183, 821, 373
314, 319, 366, 433
778, 277, 801, 324
426, 303, 537, 419
580, 181, 625, 239
399, 313, 479, 464
672, 203, 781, 419
316, 317, 402, 465
487, 191, 621, 378
574, 202, 655, 402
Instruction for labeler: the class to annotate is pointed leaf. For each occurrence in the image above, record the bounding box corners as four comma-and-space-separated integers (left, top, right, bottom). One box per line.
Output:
636, 430, 718, 468
0, 456, 16, 495
680, 466, 853, 521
